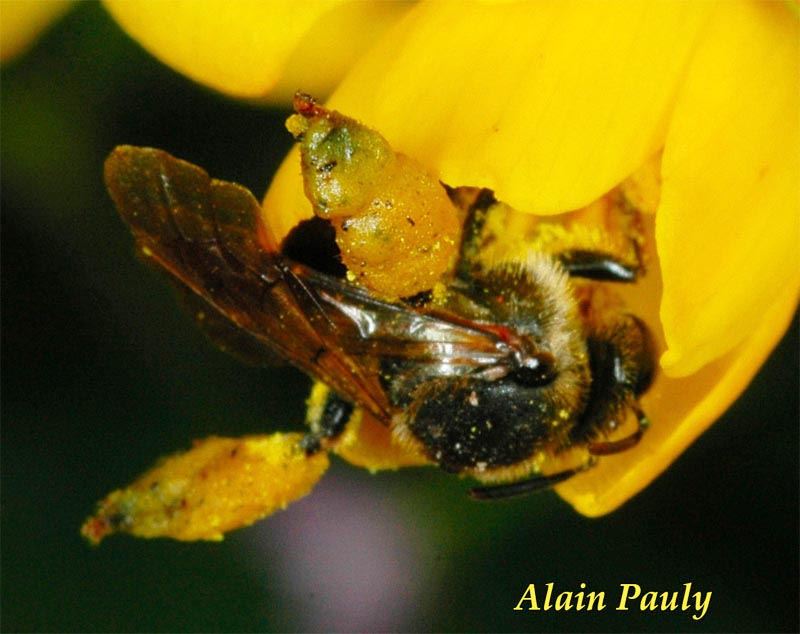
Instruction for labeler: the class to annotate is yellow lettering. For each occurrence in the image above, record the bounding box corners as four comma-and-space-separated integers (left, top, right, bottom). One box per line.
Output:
585, 590, 606, 611
693, 591, 712, 621
543, 582, 554, 609
660, 590, 679, 611
514, 584, 540, 611
617, 583, 641, 610
572, 582, 606, 611
575, 583, 586, 610
641, 591, 658, 611
681, 582, 692, 610
555, 591, 573, 611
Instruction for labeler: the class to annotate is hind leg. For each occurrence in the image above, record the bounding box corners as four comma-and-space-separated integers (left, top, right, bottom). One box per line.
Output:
300, 383, 354, 454
588, 405, 650, 456
468, 459, 597, 500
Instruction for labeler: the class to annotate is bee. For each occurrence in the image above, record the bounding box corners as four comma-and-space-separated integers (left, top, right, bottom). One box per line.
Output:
104, 131, 654, 504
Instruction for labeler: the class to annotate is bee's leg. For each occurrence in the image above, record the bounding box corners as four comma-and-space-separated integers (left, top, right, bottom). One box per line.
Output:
588, 405, 650, 456
448, 187, 497, 282
468, 459, 597, 500
557, 249, 639, 283
300, 387, 354, 455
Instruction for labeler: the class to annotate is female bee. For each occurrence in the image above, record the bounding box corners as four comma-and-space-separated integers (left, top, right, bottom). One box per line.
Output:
103, 111, 654, 503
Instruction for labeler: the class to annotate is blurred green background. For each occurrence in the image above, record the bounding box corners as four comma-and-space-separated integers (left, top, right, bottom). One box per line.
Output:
2, 4, 798, 632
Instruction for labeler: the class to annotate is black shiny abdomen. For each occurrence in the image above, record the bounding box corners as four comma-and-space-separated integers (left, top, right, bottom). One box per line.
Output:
408, 379, 556, 472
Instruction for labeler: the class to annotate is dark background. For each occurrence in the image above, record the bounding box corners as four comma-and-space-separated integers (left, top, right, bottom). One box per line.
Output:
2, 4, 798, 632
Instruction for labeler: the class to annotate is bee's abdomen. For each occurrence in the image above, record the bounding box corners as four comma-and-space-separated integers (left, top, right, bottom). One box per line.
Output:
406, 380, 562, 472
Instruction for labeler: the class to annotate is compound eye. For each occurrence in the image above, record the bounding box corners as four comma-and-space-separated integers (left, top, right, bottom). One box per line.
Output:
510, 353, 556, 387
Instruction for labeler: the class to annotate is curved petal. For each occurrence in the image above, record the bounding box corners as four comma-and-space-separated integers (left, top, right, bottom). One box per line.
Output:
0, 0, 72, 63
264, 0, 713, 230
262, 145, 314, 244
330, 0, 713, 214
103, 0, 412, 100
657, 1, 800, 377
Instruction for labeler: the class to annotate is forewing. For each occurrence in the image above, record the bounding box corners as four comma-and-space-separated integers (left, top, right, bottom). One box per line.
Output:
105, 146, 515, 421
105, 146, 391, 418
178, 287, 286, 368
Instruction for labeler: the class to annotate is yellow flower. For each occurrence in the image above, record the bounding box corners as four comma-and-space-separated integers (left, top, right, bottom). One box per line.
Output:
47, 1, 799, 521
267, 2, 799, 516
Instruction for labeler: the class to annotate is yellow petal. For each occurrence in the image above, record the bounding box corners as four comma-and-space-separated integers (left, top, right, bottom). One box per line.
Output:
657, 1, 800, 377
262, 145, 314, 244
102, 0, 411, 100
82, 434, 328, 543
331, 1, 714, 213
263, 1, 714, 233
0, 0, 72, 63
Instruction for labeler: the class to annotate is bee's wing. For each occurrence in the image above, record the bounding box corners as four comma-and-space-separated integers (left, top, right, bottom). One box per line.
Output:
105, 146, 511, 421
177, 288, 287, 368
303, 272, 509, 368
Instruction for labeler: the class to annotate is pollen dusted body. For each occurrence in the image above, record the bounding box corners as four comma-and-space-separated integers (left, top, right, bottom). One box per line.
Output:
301, 184, 655, 496
83, 96, 655, 543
